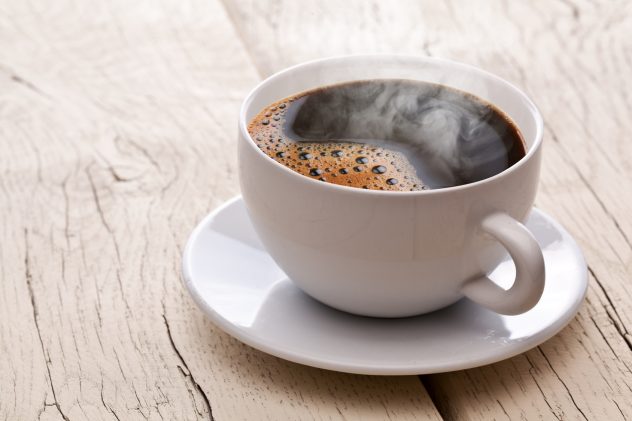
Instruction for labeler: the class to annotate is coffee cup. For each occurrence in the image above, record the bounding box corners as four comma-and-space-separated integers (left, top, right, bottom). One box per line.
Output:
238, 55, 544, 317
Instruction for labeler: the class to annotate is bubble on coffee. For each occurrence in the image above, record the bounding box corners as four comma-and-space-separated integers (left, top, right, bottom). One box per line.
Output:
248, 79, 526, 191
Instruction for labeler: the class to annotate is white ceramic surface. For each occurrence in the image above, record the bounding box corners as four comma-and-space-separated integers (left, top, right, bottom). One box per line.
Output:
182, 197, 587, 375
238, 55, 545, 317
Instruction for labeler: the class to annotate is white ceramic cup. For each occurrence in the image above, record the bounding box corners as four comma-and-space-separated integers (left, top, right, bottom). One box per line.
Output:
238, 55, 544, 317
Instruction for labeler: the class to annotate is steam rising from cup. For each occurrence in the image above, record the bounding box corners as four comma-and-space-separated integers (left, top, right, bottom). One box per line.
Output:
287, 80, 518, 187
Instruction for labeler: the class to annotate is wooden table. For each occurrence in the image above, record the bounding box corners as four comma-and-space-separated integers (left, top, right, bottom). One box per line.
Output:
2, 0, 630, 419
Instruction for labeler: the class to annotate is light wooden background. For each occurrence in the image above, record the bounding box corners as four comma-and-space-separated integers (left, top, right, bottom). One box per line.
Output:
1, 0, 631, 419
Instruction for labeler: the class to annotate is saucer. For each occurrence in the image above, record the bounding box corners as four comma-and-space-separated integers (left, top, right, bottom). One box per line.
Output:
182, 196, 587, 375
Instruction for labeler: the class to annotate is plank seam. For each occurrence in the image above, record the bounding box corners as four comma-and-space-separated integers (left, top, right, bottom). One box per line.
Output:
419, 376, 449, 421
162, 312, 215, 421
24, 229, 70, 421
537, 347, 589, 421
216, 0, 265, 78
588, 266, 632, 352
525, 353, 564, 420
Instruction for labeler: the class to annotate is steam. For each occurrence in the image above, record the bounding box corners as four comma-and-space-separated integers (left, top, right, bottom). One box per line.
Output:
288, 80, 512, 187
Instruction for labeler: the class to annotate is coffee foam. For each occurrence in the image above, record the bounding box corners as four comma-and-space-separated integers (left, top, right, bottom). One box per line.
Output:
248, 100, 425, 191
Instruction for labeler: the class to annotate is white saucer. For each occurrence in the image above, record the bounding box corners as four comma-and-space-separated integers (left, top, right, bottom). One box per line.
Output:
182, 196, 587, 375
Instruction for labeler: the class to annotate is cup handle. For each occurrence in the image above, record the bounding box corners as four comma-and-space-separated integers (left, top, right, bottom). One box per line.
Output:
460, 212, 545, 315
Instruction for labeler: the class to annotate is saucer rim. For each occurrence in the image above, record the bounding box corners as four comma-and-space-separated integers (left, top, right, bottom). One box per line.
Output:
181, 196, 588, 375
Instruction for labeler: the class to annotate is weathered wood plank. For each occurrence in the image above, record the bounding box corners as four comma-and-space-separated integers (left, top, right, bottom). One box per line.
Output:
221, 0, 632, 419
0, 0, 441, 419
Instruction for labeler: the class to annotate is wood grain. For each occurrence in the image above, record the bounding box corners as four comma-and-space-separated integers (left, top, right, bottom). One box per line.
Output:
0, 0, 442, 420
221, 0, 632, 419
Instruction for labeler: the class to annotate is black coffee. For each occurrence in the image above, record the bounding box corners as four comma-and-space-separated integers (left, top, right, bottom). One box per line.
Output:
248, 79, 526, 191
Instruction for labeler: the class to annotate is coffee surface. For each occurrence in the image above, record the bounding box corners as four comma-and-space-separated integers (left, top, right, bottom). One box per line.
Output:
248, 79, 526, 191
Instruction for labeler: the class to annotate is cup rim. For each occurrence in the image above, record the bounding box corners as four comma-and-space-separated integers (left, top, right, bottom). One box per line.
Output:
238, 54, 543, 196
